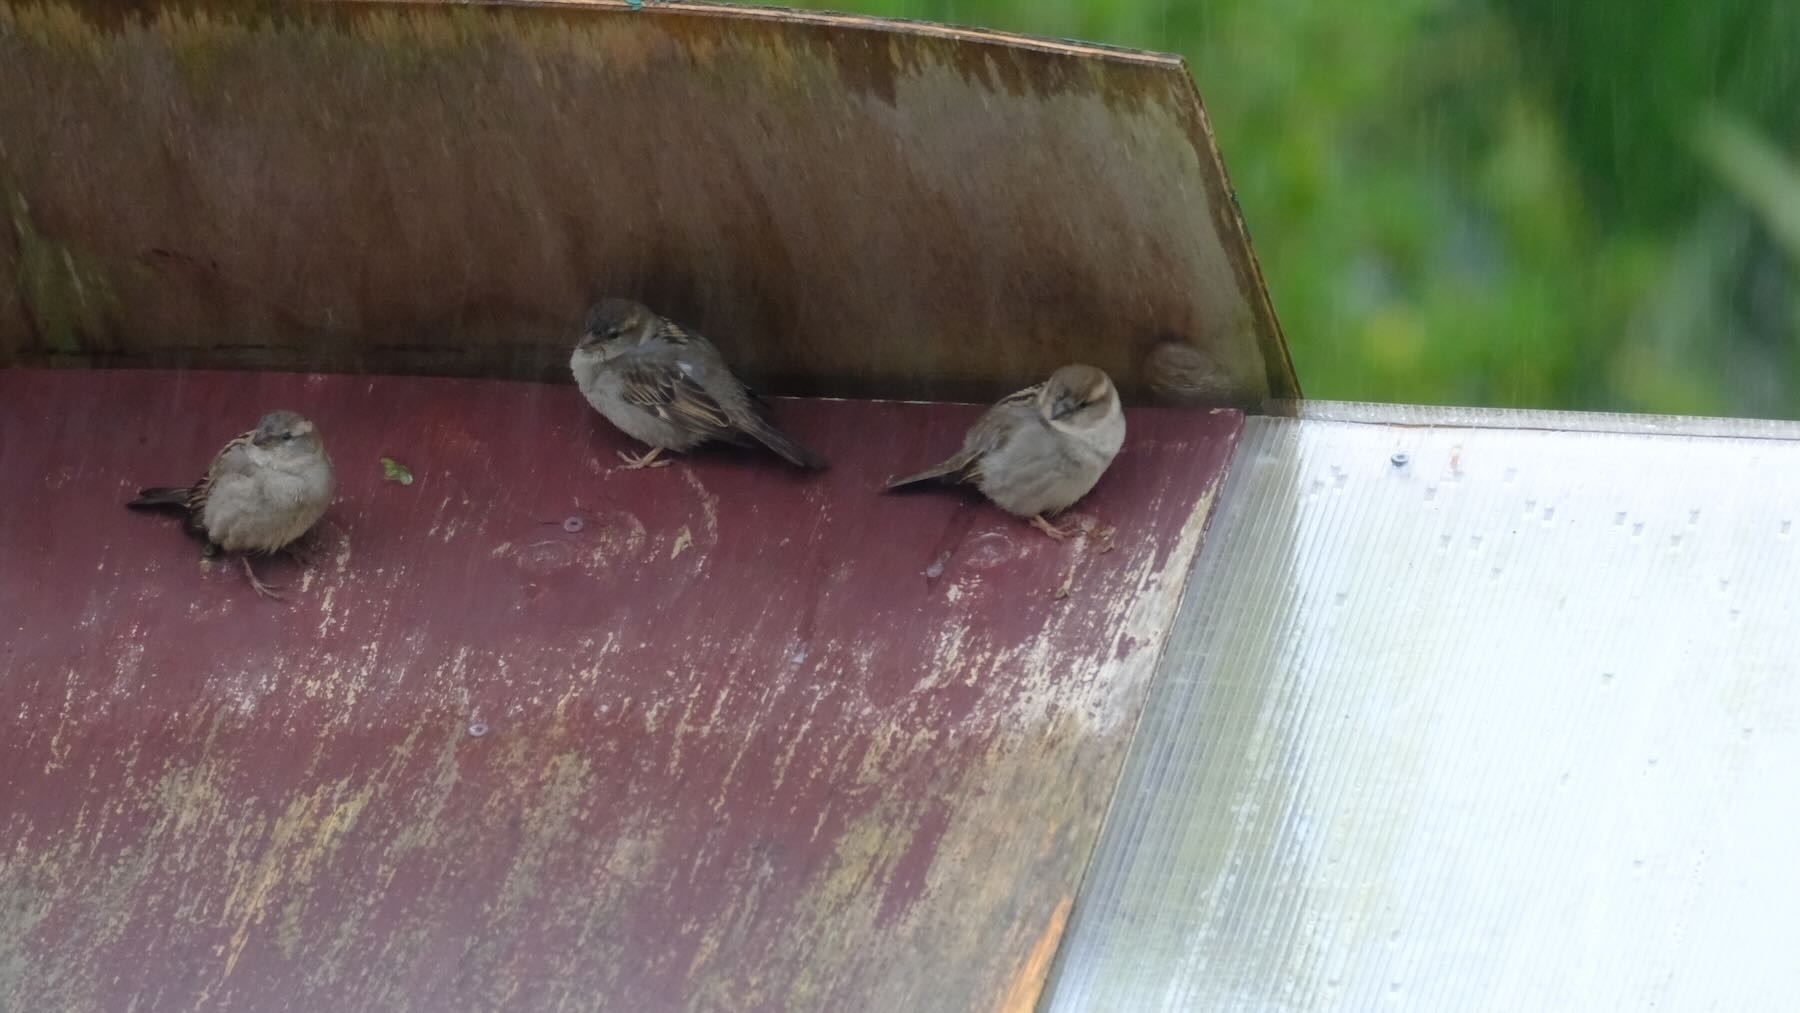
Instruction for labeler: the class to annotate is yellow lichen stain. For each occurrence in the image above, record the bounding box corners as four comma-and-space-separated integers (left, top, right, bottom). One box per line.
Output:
854, 721, 939, 790
215, 776, 376, 982
683, 840, 783, 1008
463, 749, 598, 1009
782, 796, 936, 1004
370, 726, 459, 866
994, 896, 1071, 1013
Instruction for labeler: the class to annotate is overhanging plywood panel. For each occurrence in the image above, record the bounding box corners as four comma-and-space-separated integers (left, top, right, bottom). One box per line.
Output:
0, 0, 1291, 405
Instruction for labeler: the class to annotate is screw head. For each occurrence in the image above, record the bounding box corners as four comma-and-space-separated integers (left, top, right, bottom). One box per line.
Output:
467, 722, 489, 738
1390, 452, 1410, 467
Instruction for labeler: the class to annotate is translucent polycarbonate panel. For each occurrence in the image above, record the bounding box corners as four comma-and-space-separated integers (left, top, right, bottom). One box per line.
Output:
1284, 399, 1800, 440
1049, 412, 1800, 1011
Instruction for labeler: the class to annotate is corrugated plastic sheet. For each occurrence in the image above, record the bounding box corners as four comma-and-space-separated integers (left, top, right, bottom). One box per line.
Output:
1049, 410, 1800, 1010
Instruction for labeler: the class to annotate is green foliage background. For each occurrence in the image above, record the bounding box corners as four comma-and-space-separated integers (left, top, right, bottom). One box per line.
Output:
760, 0, 1800, 416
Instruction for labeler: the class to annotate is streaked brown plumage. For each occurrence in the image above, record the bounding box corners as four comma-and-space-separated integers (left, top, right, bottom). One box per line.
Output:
128, 410, 335, 598
570, 299, 827, 470
886, 364, 1125, 539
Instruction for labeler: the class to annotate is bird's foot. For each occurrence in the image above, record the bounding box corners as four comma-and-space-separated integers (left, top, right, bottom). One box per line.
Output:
616, 448, 673, 470
240, 556, 287, 600
1030, 515, 1075, 540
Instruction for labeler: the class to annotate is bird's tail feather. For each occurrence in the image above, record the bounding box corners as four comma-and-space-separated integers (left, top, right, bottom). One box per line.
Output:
127, 486, 192, 511
746, 420, 828, 470
884, 463, 959, 490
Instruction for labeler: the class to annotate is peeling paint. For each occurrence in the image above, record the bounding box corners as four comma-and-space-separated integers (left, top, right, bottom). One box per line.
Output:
0, 369, 1240, 1009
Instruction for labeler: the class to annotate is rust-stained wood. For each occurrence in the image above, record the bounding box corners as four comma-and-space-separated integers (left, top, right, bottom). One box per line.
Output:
0, 368, 1240, 1010
0, 0, 1293, 405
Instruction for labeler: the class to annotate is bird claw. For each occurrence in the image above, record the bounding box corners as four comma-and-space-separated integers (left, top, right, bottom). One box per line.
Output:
616, 448, 673, 470
1030, 515, 1075, 540
240, 557, 287, 600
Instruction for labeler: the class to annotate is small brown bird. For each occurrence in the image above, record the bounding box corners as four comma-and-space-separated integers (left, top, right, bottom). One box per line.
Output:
886, 364, 1125, 539
127, 410, 335, 598
570, 299, 827, 470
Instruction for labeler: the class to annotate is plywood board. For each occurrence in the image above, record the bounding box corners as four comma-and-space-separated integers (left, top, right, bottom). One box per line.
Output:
0, 0, 1291, 404
0, 368, 1239, 1010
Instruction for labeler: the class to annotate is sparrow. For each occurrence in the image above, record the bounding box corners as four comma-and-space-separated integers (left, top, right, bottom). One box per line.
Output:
127, 410, 335, 598
570, 299, 827, 470
885, 364, 1125, 539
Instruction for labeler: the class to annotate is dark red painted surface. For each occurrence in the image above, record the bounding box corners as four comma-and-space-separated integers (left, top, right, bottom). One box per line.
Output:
0, 369, 1240, 1011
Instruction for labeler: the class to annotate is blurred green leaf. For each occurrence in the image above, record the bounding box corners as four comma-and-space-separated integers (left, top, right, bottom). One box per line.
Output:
1693, 112, 1800, 264
380, 457, 414, 486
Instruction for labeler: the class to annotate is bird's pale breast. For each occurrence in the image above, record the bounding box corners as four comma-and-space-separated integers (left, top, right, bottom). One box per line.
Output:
202, 455, 333, 553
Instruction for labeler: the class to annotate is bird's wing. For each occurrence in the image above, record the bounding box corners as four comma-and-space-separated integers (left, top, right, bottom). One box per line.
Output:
615, 355, 739, 442
191, 431, 257, 510
994, 380, 1047, 410
886, 384, 1043, 488
952, 389, 1043, 483
653, 320, 827, 467
654, 319, 703, 346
